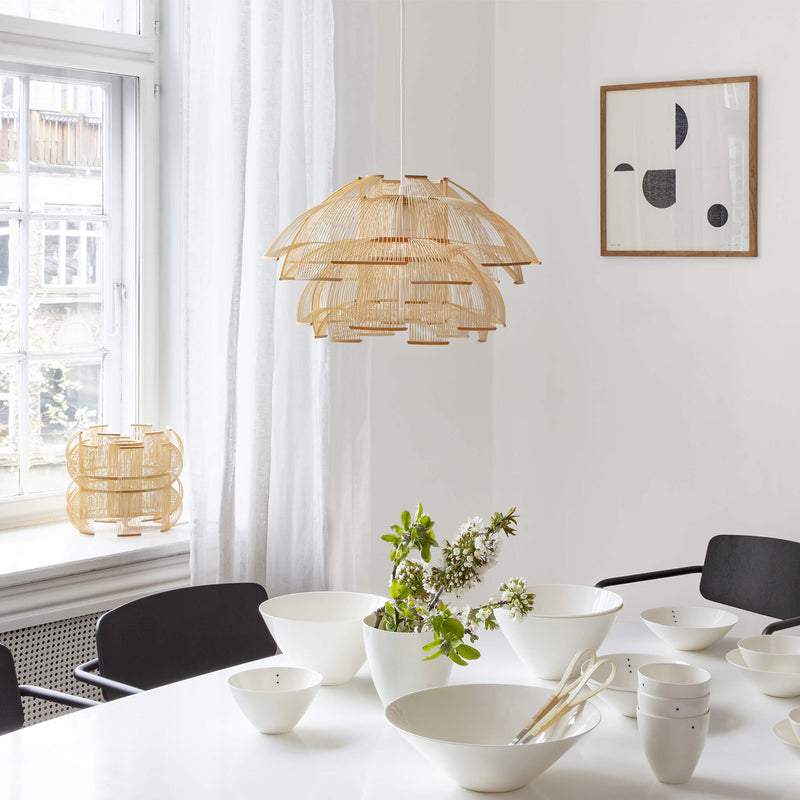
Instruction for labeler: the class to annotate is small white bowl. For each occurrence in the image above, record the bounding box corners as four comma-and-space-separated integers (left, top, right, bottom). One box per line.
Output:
259, 591, 384, 685
789, 708, 800, 743
582, 653, 686, 718
773, 719, 800, 760
726, 649, 800, 698
495, 584, 623, 679
228, 666, 322, 734
637, 690, 709, 718
638, 662, 711, 699
385, 683, 601, 793
640, 606, 738, 651
737, 635, 800, 673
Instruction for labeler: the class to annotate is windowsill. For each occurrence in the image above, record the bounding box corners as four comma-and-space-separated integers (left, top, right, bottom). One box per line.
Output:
0, 520, 191, 632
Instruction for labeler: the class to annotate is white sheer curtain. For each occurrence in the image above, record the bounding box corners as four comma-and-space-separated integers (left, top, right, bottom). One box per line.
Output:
180, 0, 354, 593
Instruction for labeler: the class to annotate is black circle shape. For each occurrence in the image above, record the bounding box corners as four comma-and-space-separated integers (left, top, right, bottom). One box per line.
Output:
707, 204, 729, 228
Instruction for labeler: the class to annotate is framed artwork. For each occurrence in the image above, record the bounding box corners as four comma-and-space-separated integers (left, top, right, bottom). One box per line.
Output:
601, 76, 757, 257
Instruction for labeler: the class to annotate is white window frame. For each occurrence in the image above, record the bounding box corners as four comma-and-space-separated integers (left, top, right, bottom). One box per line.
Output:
0, 0, 158, 529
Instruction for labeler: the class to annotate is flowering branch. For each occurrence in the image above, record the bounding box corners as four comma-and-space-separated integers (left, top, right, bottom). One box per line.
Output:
375, 505, 535, 664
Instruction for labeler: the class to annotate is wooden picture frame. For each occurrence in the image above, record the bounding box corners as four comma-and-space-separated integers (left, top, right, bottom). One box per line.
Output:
601, 76, 757, 257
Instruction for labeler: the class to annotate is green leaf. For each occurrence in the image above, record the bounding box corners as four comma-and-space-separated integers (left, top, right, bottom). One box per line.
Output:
420, 546, 431, 563
381, 533, 398, 543
449, 651, 468, 666
415, 503, 423, 520
420, 515, 431, 527
422, 651, 443, 661
441, 616, 465, 640
401, 509, 411, 528
456, 643, 481, 660
389, 581, 409, 600
421, 639, 440, 651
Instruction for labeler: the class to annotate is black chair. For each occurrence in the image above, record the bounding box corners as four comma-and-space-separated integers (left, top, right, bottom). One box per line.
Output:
74, 582, 278, 700
595, 534, 800, 635
1, 644, 97, 735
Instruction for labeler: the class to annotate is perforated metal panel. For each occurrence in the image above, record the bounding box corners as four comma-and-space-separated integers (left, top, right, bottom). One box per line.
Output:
0, 612, 105, 725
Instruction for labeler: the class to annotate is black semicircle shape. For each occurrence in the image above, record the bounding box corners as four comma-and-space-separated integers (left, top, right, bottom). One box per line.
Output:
676, 104, 688, 149
642, 169, 676, 208
614, 163, 634, 172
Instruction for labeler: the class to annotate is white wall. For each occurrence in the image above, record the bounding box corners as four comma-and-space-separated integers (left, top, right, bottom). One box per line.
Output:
334, 0, 497, 594
491, 0, 800, 629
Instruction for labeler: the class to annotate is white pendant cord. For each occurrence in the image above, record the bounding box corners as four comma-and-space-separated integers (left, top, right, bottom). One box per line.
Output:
399, 0, 405, 185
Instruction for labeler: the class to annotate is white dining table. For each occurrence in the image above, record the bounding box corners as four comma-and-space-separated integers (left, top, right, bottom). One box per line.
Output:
0, 621, 797, 799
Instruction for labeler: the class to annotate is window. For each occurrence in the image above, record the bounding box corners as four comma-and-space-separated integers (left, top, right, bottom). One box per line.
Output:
0, 2, 157, 527
0, 0, 139, 34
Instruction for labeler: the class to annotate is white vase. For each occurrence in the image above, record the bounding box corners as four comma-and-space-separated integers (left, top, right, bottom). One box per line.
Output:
362, 614, 454, 705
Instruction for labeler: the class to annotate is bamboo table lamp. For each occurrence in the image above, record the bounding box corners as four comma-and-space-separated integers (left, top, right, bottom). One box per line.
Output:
66, 424, 184, 536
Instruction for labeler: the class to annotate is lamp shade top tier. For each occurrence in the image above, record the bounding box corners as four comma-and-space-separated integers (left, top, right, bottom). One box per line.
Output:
264, 175, 540, 344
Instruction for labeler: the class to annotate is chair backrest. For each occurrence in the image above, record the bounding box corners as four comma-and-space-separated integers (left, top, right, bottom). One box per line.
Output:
700, 534, 800, 619
96, 582, 277, 700
0, 644, 24, 735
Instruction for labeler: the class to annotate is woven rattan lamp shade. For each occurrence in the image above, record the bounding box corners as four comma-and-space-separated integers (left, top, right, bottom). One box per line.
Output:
265, 175, 540, 344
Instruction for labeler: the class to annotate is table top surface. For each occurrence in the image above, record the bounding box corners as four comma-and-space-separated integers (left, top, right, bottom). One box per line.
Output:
1, 621, 798, 799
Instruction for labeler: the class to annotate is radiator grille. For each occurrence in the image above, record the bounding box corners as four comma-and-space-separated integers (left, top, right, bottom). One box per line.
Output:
0, 612, 105, 725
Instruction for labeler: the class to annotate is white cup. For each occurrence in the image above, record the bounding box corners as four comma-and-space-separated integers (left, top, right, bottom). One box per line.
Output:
637, 691, 709, 718
638, 708, 710, 783
789, 707, 800, 743
638, 662, 711, 699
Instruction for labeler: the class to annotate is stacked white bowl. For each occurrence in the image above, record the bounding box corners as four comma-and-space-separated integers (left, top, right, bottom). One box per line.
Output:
726, 634, 800, 698
636, 662, 711, 784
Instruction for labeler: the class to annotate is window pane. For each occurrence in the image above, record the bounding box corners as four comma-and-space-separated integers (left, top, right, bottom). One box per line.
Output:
0, 362, 18, 495
0, 217, 18, 289
0, 219, 19, 353
29, 79, 104, 213
30, 219, 104, 351
0, 75, 20, 210
27, 359, 101, 492
0, 0, 139, 34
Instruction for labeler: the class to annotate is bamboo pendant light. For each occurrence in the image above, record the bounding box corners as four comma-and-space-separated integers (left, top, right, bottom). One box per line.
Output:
264, 4, 540, 344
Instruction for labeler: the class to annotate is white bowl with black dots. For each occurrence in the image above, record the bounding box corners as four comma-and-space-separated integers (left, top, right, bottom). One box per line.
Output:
640, 606, 738, 651
228, 666, 322, 734
582, 653, 687, 717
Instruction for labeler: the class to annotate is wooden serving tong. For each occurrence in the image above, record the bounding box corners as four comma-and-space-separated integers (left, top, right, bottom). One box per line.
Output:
509, 648, 617, 745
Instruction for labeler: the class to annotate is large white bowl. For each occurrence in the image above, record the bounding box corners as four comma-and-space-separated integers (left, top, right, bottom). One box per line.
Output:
583, 653, 687, 717
640, 606, 738, 651
385, 683, 601, 793
495, 584, 623, 680
228, 666, 321, 734
259, 591, 383, 685
726, 648, 800, 698
737, 635, 800, 673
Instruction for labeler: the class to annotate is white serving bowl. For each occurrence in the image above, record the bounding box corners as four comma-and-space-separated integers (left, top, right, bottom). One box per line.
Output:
583, 653, 687, 718
773, 719, 800, 760
228, 666, 322, 734
495, 584, 623, 679
638, 663, 711, 699
637, 691, 709, 718
640, 606, 738, 651
737, 635, 800, 673
385, 683, 601, 793
726, 649, 800, 698
789, 707, 800, 743
259, 591, 384, 685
